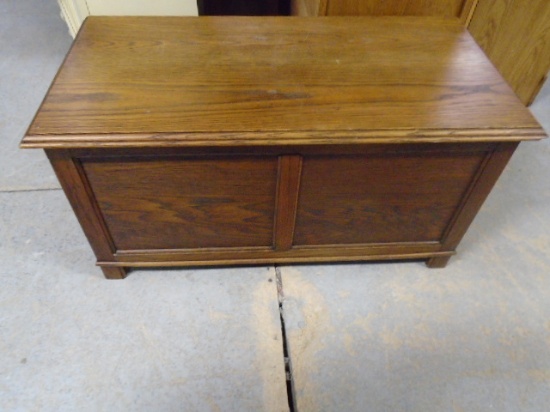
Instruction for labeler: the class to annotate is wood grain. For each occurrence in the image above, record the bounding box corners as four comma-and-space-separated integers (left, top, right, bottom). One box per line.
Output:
437, 142, 519, 251
105, 241, 450, 267
325, 0, 466, 17
273, 155, 302, 250
460, 0, 479, 25
23, 16, 543, 149
426, 142, 518, 267
82, 156, 278, 250
24, 17, 546, 276
98, 251, 454, 268
294, 150, 486, 245
293, 0, 477, 23
46, 150, 126, 279
469, 0, 550, 105
20, 128, 545, 149
291, 0, 327, 16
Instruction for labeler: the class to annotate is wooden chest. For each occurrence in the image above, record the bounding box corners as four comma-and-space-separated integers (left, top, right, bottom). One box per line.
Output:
21, 17, 546, 279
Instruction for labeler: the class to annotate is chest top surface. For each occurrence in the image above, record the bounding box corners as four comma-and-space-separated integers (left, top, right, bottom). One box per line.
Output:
22, 16, 546, 148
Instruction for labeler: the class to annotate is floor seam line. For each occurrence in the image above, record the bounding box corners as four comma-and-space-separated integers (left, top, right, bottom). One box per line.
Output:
0, 187, 62, 194
275, 265, 297, 412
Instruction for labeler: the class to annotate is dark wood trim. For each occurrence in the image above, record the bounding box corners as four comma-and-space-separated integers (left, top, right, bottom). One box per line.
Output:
319, 0, 328, 15
426, 255, 452, 268
99, 266, 127, 280
113, 241, 443, 264
21, 128, 546, 149
438, 147, 494, 243
99, 251, 453, 268
460, 0, 479, 26
68, 142, 497, 159
428, 141, 519, 267
273, 155, 303, 251
46, 150, 124, 279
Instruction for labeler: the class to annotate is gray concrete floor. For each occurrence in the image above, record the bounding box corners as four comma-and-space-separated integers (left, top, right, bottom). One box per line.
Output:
282, 83, 550, 411
0, 2, 288, 411
1, 1, 549, 411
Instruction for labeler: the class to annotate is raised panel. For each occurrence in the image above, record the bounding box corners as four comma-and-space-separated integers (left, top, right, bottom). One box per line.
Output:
82, 156, 278, 250
294, 150, 487, 245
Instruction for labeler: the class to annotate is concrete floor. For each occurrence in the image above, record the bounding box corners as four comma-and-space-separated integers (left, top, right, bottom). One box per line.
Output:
1, 1, 549, 411
282, 82, 550, 411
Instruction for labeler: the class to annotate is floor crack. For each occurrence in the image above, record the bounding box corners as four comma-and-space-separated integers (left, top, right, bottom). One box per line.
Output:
275, 265, 297, 412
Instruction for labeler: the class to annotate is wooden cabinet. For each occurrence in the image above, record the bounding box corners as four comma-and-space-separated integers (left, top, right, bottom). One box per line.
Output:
22, 17, 546, 278
291, 0, 477, 23
469, 0, 550, 105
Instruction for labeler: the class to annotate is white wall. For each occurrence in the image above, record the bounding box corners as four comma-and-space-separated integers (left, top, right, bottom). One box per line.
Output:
58, 0, 199, 37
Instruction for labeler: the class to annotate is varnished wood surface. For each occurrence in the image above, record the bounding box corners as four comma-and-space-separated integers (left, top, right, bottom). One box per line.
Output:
65, 142, 498, 274
325, 0, 465, 18
426, 142, 518, 267
46, 140, 522, 276
21, 128, 545, 149
461, 0, 479, 26
273, 155, 302, 251
104, 242, 452, 267
26, 16, 546, 277
292, 0, 478, 24
66, 141, 498, 158
46, 150, 126, 279
82, 156, 278, 250
469, 0, 550, 105
23, 16, 544, 149
100, 253, 455, 268
291, 0, 327, 16
438, 142, 519, 252
114, 242, 442, 261
294, 150, 485, 245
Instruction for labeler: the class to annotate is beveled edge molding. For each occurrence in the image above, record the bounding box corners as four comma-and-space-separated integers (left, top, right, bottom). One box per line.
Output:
21, 127, 547, 149
461, 0, 480, 26
98, 251, 455, 268
110, 241, 443, 263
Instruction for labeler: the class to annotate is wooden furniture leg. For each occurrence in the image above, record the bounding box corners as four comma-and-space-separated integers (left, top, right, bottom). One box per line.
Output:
46, 149, 121, 279
426, 256, 452, 268
425, 142, 519, 268
101, 266, 127, 280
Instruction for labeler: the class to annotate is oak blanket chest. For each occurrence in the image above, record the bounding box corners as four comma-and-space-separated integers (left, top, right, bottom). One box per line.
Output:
21, 16, 546, 279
